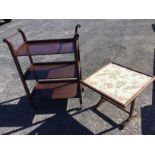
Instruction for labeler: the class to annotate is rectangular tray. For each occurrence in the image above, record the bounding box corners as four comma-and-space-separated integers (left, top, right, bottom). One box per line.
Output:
33, 81, 79, 99
24, 61, 77, 80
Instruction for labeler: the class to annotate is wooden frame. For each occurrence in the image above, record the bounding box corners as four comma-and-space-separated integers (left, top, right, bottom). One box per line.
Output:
4, 25, 83, 108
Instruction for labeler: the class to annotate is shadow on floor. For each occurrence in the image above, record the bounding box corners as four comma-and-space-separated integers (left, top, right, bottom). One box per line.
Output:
0, 96, 93, 135
0, 20, 11, 26
0, 94, 124, 135
141, 50, 155, 134
70, 101, 121, 135
152, 24, 155, 32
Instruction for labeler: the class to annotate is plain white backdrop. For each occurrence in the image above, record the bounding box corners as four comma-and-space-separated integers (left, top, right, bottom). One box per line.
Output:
0, 0, 155, 155
1, 0, 155, 18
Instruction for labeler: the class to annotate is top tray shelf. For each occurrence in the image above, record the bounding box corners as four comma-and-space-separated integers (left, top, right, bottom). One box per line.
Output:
15, 40, 75, 56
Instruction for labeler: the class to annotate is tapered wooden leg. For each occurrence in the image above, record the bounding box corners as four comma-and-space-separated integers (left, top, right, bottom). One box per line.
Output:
95, 96, 106, 108
79, 96, 82, 109
78, 82, 83, 110
21, 78, 33, 105
119, 100, 138, 130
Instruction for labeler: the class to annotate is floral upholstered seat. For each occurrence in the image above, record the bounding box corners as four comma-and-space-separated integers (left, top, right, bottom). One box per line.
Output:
83, 63, 153, 107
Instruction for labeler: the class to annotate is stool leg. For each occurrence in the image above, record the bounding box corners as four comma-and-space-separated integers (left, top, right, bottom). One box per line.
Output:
119, 99, 138, 130
95, 96, 106, 108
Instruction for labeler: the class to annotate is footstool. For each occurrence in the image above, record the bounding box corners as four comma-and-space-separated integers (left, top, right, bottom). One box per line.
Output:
81, 62, 154, 129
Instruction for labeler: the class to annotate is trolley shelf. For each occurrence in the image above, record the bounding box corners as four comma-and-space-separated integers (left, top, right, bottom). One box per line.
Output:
24, 61, 77, 80
33, 81, 79, 99
16, 40, 75, 56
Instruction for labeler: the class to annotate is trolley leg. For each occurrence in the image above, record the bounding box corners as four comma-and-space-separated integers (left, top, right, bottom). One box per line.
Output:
78, 83, 83, 110
82, 87, 85, 92
79, 96, 82, 109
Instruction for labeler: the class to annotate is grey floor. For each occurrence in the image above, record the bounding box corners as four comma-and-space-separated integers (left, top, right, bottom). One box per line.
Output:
0, 19, 155, 135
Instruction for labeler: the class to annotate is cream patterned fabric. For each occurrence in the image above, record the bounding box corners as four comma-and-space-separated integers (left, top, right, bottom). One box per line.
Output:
84, 63, 152, 105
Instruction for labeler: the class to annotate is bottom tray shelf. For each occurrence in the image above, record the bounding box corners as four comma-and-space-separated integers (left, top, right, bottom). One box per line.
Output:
33, 81, 79, 99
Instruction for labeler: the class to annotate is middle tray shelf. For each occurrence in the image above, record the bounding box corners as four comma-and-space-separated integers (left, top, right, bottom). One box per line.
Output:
24, 61, 77, 80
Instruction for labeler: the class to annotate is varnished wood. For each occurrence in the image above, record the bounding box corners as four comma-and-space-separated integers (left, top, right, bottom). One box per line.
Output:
4, 24, 83, 107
